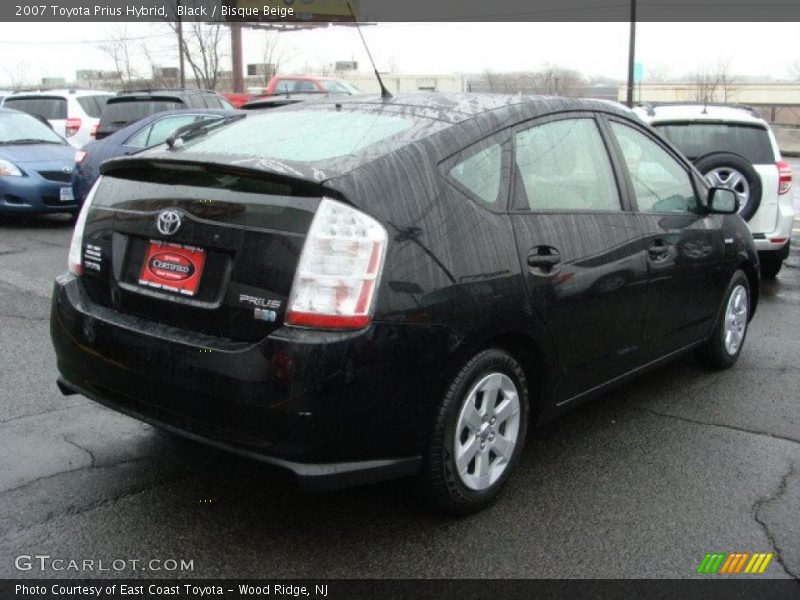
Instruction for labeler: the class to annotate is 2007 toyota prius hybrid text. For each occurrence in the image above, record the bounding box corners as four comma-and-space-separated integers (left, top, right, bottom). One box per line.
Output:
50, 94, 759, 514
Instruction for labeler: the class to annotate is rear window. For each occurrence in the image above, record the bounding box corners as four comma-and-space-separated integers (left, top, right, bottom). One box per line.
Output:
4, 96, 67, 120
653, 122, 776, 164
77, 95, 112, 118
181, 108, 421, 163
100, 99, 184, 129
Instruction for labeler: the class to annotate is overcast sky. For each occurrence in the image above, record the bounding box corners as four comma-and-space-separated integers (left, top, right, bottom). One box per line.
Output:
1, 22, 799, 87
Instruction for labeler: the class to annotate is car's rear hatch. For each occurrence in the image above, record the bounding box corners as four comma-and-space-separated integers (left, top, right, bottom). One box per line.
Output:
96, 96, 185, 140
3, 95, 67, 136
79, 159, 326, 342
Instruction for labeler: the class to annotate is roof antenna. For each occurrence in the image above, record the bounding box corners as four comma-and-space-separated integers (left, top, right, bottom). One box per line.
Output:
346, 1, 392, 100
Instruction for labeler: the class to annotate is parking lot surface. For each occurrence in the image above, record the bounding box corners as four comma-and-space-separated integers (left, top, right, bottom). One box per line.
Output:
0, 163, 799, 579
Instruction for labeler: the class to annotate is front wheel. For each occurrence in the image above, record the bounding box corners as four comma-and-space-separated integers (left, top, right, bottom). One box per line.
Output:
695, 270, 751, 369
423, 349, 529, 515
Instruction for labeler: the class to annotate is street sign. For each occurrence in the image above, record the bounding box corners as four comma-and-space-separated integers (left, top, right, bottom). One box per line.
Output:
634, 62, 644, 83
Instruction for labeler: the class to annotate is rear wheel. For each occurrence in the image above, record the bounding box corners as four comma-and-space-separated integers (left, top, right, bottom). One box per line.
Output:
696, 270, 750, 369
760, 256, 783, 279
423, 349, 529, 515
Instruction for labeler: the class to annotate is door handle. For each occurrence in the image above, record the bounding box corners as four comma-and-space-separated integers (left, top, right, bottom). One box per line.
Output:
527, 246, 561, 270
648, 239, 670, 261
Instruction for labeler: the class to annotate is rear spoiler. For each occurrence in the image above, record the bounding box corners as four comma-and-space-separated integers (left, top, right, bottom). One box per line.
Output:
99, 155, 330, 198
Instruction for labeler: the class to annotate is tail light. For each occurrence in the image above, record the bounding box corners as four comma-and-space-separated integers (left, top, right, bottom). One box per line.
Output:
89, 123, 98, 140
286, 198, 387, 330
68, 177, 101, 276
777, 161, 792, 195
65, 118, 81, 138
74, 150, 87, 164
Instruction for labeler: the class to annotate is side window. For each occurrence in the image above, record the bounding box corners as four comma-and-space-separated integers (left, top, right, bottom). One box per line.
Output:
274, 79, 294, 93
147, 115, 204, 147
294, 80, 317, 92
448, 142, 506, 208
125, 124, 153, 149
610, 122, 699, 214
126, 115, 200, 149
514, 118, 621, 211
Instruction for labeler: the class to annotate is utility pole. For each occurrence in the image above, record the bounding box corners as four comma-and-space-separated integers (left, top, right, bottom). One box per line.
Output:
626, 0, 636, 108
231, 22, 244, 93
176, 0, 185, 87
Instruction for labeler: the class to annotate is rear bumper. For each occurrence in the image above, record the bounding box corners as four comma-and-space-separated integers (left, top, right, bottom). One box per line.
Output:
0, 174, 78, 214
56, 376, 420, 490
752, 193, 794, 253
50, 275, 445, 488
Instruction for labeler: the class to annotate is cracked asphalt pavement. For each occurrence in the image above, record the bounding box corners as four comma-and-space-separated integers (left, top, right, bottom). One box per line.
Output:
0, 168, 798, 581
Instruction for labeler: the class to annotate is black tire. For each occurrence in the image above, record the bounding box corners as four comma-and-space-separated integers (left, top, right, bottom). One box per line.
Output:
694, 152, 762, 222
423, 349, 530, 515
695, 270, 751, 370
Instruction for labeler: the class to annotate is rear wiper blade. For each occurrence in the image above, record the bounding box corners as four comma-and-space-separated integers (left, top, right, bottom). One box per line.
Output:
0, 138, 63, 145
166, 115, 246, 150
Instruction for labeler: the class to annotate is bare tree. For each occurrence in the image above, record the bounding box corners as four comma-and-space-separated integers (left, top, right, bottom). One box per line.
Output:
97, 26, 139, 86
715, 59, 736, 102
257, 30, 283, 85
688, 65, 719, 103
789, 60, 800, 81
167, 19, 227, 90
647, 64, 671, 83
688, 60, 737, 103
4, 61, 29, 89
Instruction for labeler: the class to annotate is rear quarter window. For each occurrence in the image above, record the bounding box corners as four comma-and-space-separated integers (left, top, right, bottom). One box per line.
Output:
4, 96, 67, 120
654, 122, 776, 164
77, 95, 112, 118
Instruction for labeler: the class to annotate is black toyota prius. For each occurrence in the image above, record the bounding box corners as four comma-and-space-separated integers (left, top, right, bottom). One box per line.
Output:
51, 94, 758, 514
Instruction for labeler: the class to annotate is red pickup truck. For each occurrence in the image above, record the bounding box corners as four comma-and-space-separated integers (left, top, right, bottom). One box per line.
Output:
222, 75, 360, 107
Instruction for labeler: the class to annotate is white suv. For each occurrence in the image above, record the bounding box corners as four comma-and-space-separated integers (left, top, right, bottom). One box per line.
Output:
2, 89, 114, 148
637, 103, 794, 278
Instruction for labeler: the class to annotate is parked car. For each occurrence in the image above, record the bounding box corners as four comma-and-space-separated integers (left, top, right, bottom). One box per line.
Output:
0, 108, 79, 215
95, 89, 234, 141
52, 94, 758, 514
72, 108, 241, 204
3, 89, 114, 148
637, 103, 794, 278
256, 75, 360, 97
0, 90, 13, 104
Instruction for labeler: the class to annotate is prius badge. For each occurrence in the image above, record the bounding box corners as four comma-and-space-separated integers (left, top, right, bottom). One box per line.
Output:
156, 209, 182, 236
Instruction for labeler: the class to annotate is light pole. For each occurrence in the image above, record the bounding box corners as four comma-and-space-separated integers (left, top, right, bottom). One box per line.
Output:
626, 0, 636, 108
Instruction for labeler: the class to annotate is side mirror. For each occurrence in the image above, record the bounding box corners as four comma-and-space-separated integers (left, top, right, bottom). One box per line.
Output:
707, 187, 739, 214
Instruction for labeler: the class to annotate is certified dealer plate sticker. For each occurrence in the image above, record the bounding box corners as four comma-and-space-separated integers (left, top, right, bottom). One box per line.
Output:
138, 241, 206, 296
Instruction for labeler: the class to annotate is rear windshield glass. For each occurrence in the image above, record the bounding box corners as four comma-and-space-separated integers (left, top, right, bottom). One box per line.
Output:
77, 95, 112, 118
4, 97, 67, 120
0, 111, 66, 144
181, 108, 420, 163
100, 99, 184, 128
653, 122, 775, 164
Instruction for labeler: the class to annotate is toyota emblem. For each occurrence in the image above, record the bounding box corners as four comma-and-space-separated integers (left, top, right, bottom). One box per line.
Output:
62, 166, 73, 175
156, 209, 182, 236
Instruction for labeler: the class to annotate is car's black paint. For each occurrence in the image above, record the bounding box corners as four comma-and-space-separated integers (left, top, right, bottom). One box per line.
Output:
50, 94, 760, 488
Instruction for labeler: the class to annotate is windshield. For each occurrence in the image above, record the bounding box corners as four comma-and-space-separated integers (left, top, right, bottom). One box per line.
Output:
653, 122, 776, 164
99, 99, 184, 129
4, 96, 67, 120
0, 111, 65, 144
180, 107, 421, 163
319, 80, 360, 94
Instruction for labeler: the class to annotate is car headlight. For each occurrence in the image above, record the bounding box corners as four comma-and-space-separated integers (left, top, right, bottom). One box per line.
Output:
0, 159, 22, 177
